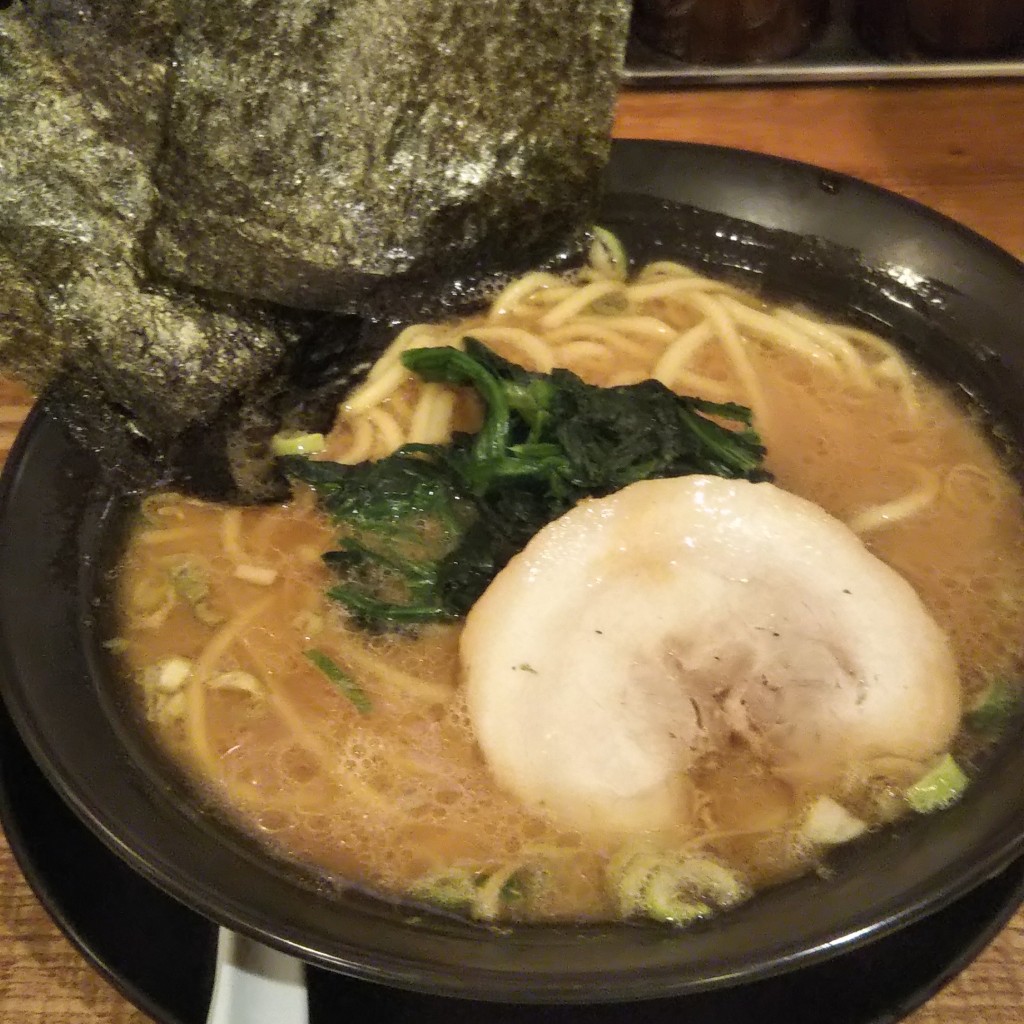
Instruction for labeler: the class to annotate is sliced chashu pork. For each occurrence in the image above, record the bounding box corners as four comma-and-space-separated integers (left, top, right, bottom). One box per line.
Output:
462, 476, 961, 833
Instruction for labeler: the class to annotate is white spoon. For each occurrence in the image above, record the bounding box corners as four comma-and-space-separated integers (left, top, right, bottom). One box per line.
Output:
205, 928, 309, 1024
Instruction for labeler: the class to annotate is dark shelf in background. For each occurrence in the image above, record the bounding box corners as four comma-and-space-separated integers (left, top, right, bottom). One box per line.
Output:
625, 0, 1024, 86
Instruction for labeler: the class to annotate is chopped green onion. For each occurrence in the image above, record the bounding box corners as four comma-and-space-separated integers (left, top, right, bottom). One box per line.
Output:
408, 869, 481, 911
967, 678, 1020, 734
408, 860, 548, 920
610, 849, 748, 926
167, 559, 222, 625
208, 670, 264, 700
905, 753, 968, 814
271, 432, 326, 456
141, 655, 193, 694
589, 226, 628, 281
168, 559, 208, 604
800, 796, 869, 846
472, 862, 543, 920
499, 867, 533, 904
304, 649, 372, 714
643, 871, 713, 926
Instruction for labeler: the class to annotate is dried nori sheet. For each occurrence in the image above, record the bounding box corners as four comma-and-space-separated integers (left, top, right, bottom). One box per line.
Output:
0, 249, 52, 380
25, 0, 178, 153
150, 0, 632, 313
0, 7, 329, 496
0, 0, 631, 497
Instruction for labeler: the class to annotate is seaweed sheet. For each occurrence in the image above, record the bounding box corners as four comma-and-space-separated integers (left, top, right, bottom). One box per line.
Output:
0, 6, 328, 495
150, 0, 632, 312
0, 1, 631, 496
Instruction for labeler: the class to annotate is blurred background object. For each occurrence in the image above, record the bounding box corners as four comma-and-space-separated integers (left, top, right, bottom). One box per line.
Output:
633, 0, 829, 63
626, 0, 1024, 84
856, 0, 1024, 58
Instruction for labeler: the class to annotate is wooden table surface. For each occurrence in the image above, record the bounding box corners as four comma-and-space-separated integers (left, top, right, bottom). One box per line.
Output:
2, 80, 1024, 1023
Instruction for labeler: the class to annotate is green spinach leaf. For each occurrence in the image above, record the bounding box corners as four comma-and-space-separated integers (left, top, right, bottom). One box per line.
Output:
282, 339, 768, 629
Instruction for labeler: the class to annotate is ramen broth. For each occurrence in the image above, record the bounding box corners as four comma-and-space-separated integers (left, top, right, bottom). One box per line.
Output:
114, 259, 1024, 923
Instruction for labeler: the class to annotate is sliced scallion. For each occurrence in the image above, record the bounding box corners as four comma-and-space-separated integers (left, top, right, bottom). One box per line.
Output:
967, 678, 1020, 734
800, 796, 869, 846
304, 648, 372, 714
905, 753, 968, 814
271, 432, 326, 456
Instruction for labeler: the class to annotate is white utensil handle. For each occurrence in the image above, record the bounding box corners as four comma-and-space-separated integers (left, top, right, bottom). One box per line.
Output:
206, 927, 309, 1024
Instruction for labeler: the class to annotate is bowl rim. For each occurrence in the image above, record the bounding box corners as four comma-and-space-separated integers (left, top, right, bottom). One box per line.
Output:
3, 139, 1024, 1003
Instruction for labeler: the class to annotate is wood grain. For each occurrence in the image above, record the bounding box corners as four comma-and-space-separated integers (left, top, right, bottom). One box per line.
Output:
614, 82, 1024, 259
3, 80, 1024, 1023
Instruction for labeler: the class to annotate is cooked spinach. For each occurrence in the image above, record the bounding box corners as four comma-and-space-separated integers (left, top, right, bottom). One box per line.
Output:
281, 339, 768, 629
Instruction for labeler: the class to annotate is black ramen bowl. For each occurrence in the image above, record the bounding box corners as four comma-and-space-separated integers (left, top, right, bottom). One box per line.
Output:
3, 141, 1024, 1004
